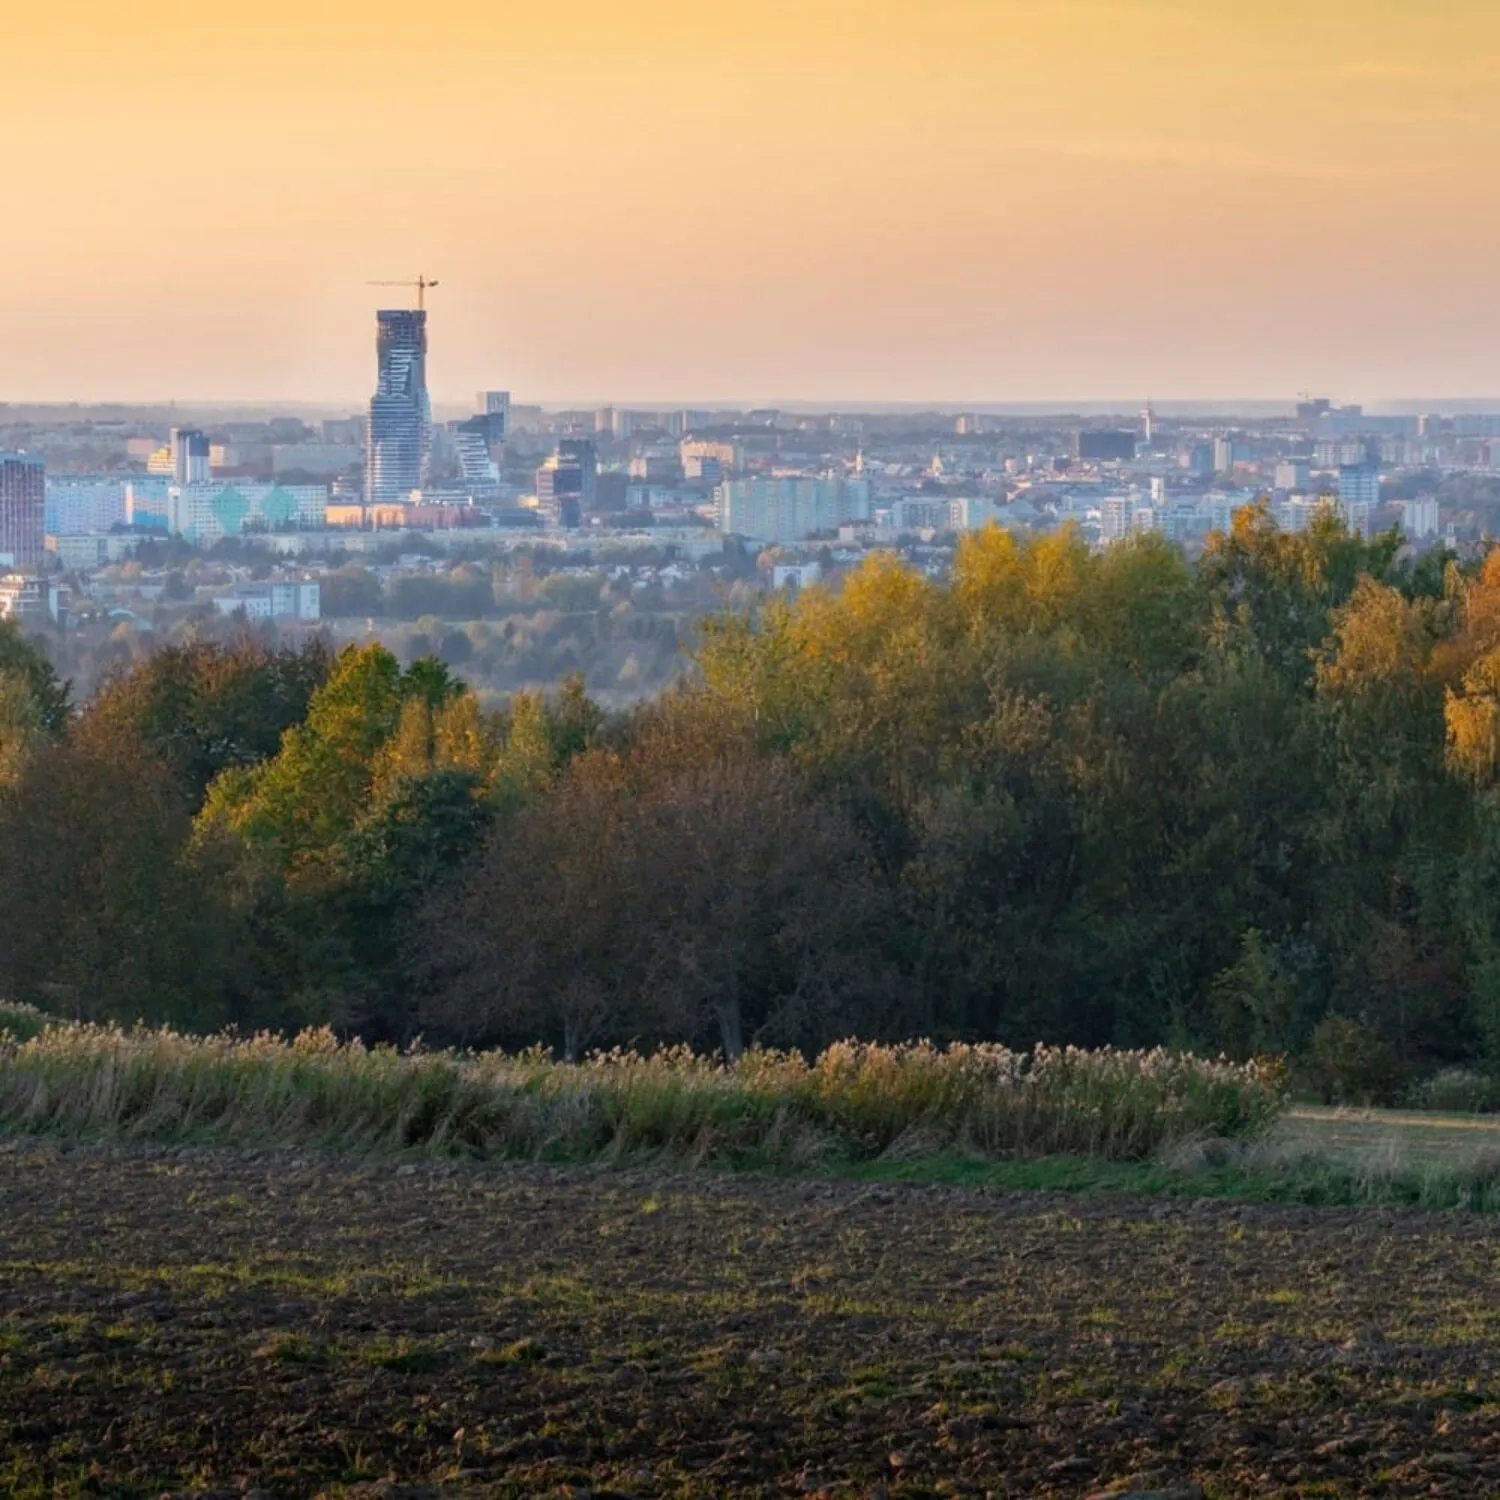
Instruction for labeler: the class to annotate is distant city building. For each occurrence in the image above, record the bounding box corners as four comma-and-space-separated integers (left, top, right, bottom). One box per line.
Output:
171, 427, 211, 485
1337, 464, 1381, 510
0, 573, 66, 624
1400, 497, 1440, 540
45, 478, 128, 536
1340, 501, 1375, 540
271, 443, 360, 476
1180, 441, 1215, 477
718, 477, 871, 544
884, 495, 992, 534
1077, 430, 1137, 463
145, 445, 175, 476
211, 579, 321, 622
1272, 497, 1328, 534
681, 439, 741, 478
772, 561, 823, 590
167, 482, 327, 544
0, 453, 46, 569
454, 393, 510, 495
479, 390, 511, 438
629, 445, 683, 484
1274, 460, 1311, 492
366, 309, 431, 504
536, 439, 597, 528
125, 479, 172, 532
1212, 437, 1238, 473
454, 417, 501, 494
1317, 439, 1369, 469
321, 416, 366, 447
47, 533, 141, 569
1100, 494, 1135, 545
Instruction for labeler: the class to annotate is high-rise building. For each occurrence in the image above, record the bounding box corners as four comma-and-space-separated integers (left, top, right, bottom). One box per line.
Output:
454, 416, 501, 495
479, 391, 511, 439
171, 427, 211, 485
1338, 464, 1381, 510
0, 454, 45, 569
536, 439, 597, 528
366, 309, 431, 504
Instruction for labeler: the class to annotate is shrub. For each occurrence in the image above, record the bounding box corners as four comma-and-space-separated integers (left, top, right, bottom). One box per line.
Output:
1404, 1067, 1500, 1115
1305, 1015, 1397, 1106
0, 1001, 51, 1043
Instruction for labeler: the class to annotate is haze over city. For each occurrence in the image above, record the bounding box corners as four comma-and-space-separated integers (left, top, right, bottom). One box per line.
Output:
6, 0, 1500, 405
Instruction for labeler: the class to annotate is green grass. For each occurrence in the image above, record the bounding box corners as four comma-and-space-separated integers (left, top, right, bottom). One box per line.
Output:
1281, 1103, 1500, 1167
831, 1109, 1500, 1210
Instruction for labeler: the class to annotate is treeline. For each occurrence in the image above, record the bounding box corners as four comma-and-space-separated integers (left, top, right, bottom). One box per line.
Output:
5, 506, 1500, 1100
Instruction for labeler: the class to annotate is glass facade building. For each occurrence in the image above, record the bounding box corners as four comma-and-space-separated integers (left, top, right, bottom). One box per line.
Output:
366, 310, 431, 504
0, 453, 46, 569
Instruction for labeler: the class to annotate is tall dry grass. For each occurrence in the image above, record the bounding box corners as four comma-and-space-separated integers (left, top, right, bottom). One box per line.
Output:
0, 1021, 1286, 1164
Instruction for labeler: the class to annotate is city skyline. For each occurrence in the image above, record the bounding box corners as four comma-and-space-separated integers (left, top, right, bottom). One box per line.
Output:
5, 0, 1500, 405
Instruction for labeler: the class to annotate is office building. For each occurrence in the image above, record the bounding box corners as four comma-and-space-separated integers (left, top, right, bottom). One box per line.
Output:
366, 309, 431, 504
1338, 464, 1381, 510
536, 439, 597, 528
171, 427, 211, 485
0, 453, 46, 569
1077, 431, 1136, 463
454, 416, 501, 495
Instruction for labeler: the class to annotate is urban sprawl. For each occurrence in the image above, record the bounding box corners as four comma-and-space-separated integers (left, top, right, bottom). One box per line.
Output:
0, 305, 1496, 658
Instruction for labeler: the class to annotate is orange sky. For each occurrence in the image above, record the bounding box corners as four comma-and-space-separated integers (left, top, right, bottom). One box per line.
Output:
5, 1, 1499, 405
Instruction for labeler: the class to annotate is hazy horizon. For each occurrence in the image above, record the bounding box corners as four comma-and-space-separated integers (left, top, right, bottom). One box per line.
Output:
7, 0, 1499, 406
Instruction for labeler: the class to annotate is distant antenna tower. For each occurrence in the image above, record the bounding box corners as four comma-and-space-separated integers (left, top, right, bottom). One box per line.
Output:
367, 274, 440, 311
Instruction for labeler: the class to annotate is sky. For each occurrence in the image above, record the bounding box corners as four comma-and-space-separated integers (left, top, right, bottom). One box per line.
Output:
5, 0, 1499, 406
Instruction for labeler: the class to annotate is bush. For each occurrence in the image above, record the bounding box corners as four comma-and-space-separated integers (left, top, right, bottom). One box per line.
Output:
0, 1001, 50, 1043
1305, 1015, 1398, 1106
1404, 1067, 1500, 1115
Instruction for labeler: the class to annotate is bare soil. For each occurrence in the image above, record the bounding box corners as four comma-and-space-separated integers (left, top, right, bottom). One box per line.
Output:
3, 1140, 1500, 1498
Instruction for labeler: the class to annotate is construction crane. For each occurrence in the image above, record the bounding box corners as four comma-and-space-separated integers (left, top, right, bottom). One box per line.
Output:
367, 275, 440, 311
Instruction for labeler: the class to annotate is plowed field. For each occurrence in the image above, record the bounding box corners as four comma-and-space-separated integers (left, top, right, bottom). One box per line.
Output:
3, 1139, 1500, 1498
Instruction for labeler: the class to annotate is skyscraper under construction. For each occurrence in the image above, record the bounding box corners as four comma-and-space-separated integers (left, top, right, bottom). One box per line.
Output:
365, 309, 430, 504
